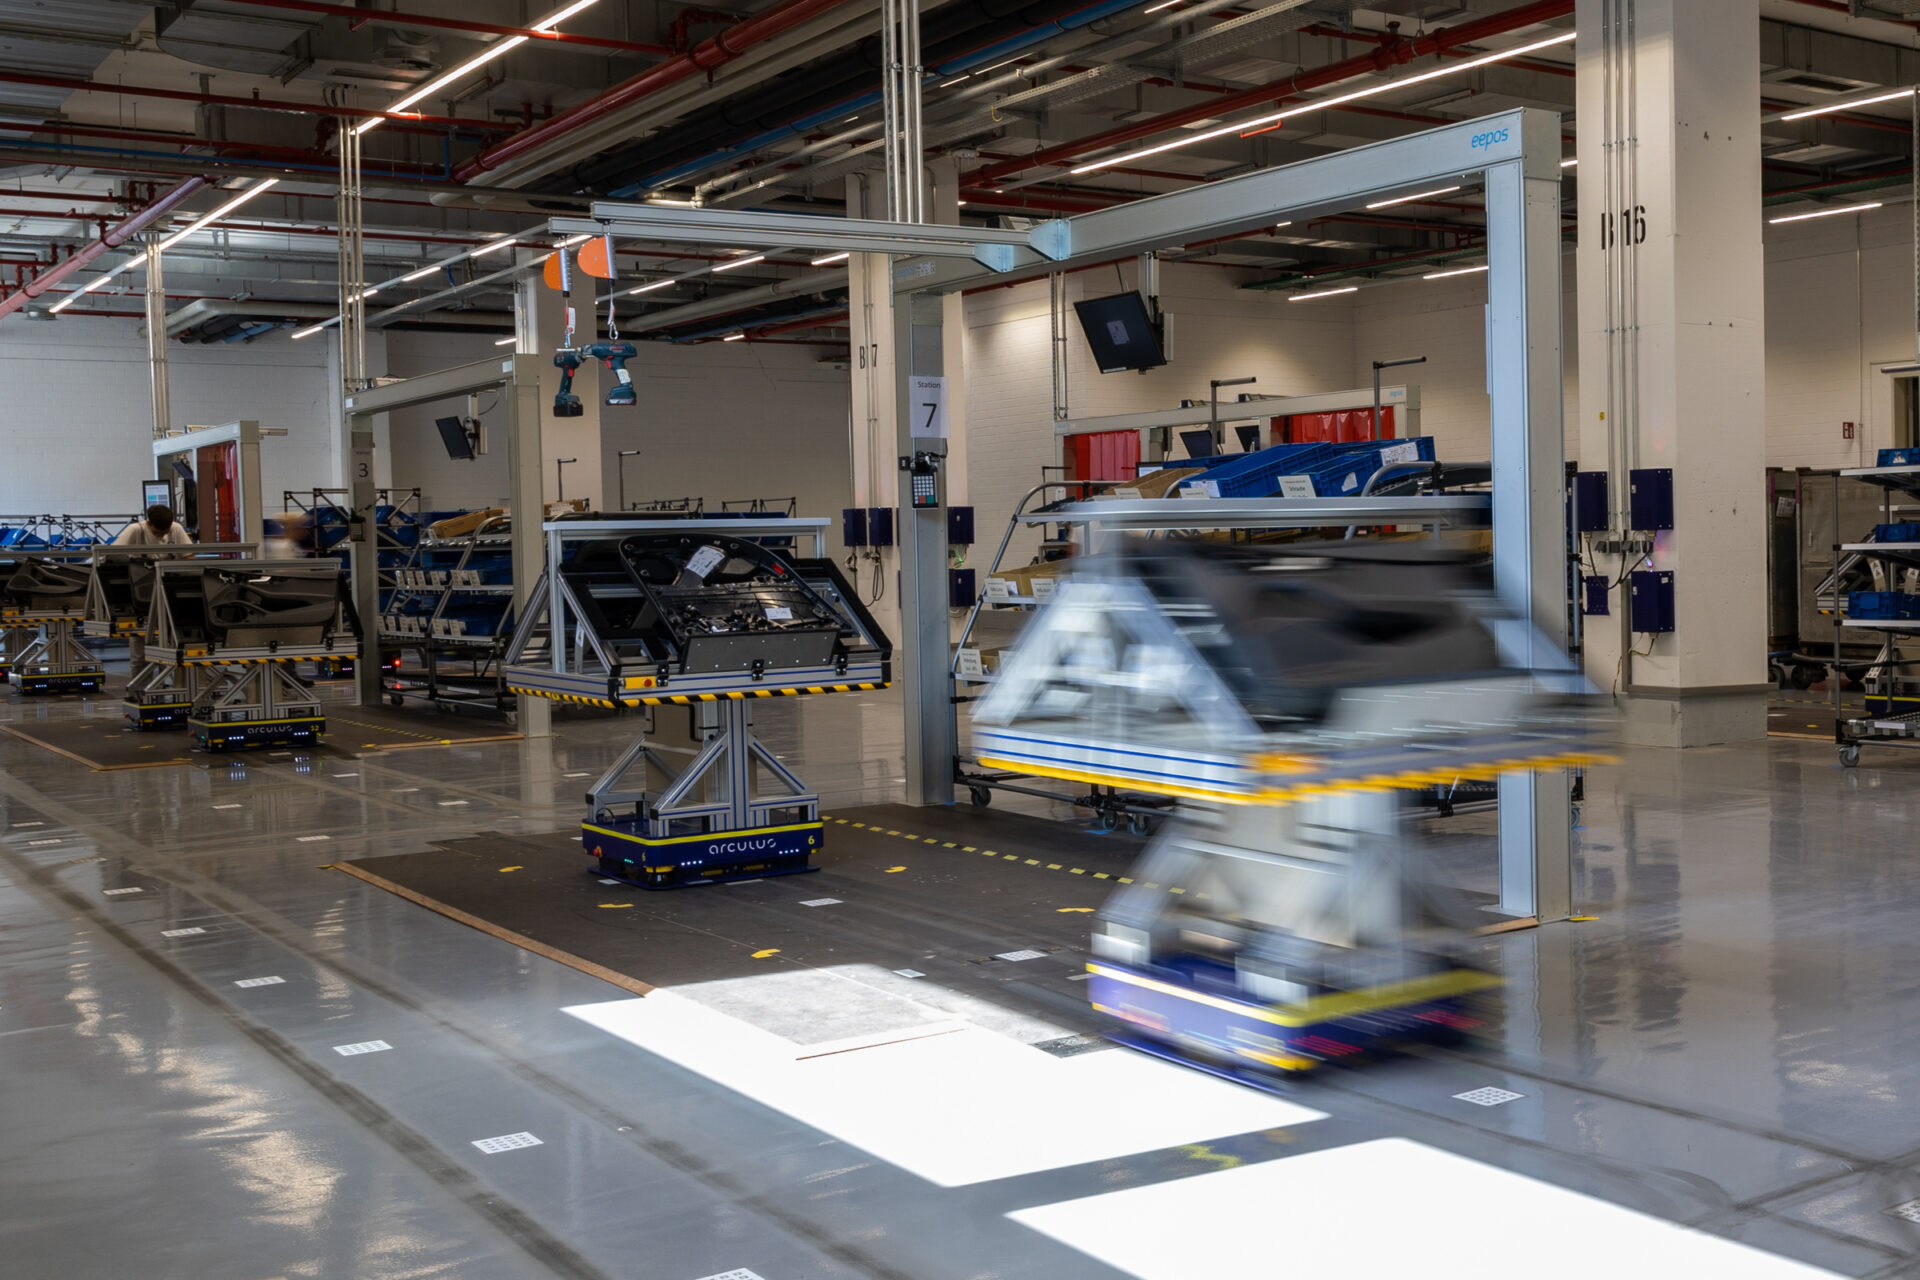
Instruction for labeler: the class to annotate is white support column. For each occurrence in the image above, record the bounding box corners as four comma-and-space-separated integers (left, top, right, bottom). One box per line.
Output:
846, 173, 903, 644
1577, 0, 1769, 746
518, 261, 605, 510
327, 333, 390, 490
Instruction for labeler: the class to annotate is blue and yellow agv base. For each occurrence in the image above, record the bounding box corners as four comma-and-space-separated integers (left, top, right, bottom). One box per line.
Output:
584, 816, 824, 889
15, 669, 105, 695
126, 700, 191, 730
1088, 958, 1499, 1077
191, 715, 325, 751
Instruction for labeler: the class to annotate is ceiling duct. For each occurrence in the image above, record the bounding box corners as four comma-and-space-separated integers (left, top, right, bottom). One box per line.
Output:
153, 0, 439, 88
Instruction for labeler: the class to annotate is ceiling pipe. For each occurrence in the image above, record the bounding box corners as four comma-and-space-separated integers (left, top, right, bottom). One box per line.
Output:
162, 297, 512, 338
0, 70, 516, 133
211, 0, 672, 54
454, 0, 858, 183
975, 0, 1574, 184
0, 177, 207, 320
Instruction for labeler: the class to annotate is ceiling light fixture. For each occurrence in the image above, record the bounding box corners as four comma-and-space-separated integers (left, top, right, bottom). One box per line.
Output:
400, 265, 439, 282
1560, 156, 1578, 168
156, 178, 281, 252
712, 253, 765, 272
1288, 286, 1359, 301
627, 279, 675, 295
471, 238, 519, 256
290, 320, 334, 339
1366, 185, 1461, 210
1144, 0, 1182, 11
1769, 201, 1883, 224
47, 273, 117, 314
494, 336, 517, 345
722, 332, 746, 341
356, 0, 603, 136
555, 233, 593, 248
1778, 87, 1916, 123
811, 252, 851, 265
1424, 264, 1489, 280
1070, 29, 1576, 175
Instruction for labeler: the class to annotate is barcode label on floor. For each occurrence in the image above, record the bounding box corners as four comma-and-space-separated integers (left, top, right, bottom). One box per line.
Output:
212, 804, 243, 810
160, 927, 206, 937
332, 773, 358, 778
333, 1040, 392, 1056
893, 969, 925, 979
597, 878, 619, 884
1885, 1200, 1920, 1224
437, 800, 469, 807
296, 835, 331, 843
103, 887, 143, 895
27, 839, 60, 846
694, 1270, 767, 1280
472, 1131, 543, 1154
564, 772, 591, 778
1454, 1086, 1524, 1107
800, 898, 841, 907
11, 821, 43, 827
234, 976, 285, 988
996, 949, 1046, 962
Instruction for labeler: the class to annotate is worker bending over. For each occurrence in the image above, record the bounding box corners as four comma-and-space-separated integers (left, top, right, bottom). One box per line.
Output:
114, 505, 194, 548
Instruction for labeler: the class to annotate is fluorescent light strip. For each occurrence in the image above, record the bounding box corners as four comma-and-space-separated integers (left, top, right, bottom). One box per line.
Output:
722, 332, 746, 341
47, 271, 120, 313
400, 265, 439, 282
291, 319, 336, 339
811, 252, 850, 265
1366, 185, 1460, 210
1289, 286, 1358, 301
712, 253, 765, 272
627, 278, 676, 295
356, 0, 602, 135
1424, 264, 1488, 280
1769, 201, 1883, 224
1779, 87, 1916, 123
494, 336, 517, 345
471, 238, 518, 256
156, 178, 281, 252
1070, 29, 1576, 175
1560, 156, 1577, 168
1144, 0, 1182, 10
555, 233, 593, 248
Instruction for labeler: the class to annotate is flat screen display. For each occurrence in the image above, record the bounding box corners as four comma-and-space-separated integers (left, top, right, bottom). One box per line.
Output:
142, 480, 171, 509
1235, 424, 1262, 452
435, 415, 474, 461
1179, 429, 1217, 460
1072, 292, 1166, 374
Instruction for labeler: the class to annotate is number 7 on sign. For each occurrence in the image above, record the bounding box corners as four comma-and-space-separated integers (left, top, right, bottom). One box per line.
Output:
911, 375, 949, 439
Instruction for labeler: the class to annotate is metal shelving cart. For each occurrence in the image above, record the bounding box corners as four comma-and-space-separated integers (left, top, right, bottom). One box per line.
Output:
951, 485, 1494, 831
380, 513, 518, 715
1832, 463, 1920, 766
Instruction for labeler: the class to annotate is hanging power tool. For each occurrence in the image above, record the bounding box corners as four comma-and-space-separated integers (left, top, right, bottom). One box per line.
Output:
553, 348, 585, 418
584, 341, 637, 407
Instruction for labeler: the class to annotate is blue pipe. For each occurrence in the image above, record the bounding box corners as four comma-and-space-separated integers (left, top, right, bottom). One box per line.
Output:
222, 322, 279, 342
613, 0, 1146, 197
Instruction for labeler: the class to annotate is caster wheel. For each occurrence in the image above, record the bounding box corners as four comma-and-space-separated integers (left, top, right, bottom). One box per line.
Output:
1839, 744, 1860, 769
389, 694, 404, 707
969, 785, 991, 808
1128, 813, 1151, 837
1097, 808, 1121, 832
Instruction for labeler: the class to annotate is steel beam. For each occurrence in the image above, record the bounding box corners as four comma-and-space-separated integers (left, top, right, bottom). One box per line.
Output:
555, 205, 1068, 271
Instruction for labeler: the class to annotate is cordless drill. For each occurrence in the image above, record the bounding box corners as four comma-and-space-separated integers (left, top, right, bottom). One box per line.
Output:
584, 340, 637, 407
552, 348, 584, 418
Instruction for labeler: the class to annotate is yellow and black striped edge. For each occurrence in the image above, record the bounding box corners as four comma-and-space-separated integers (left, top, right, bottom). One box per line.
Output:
187, 715, 325, 729
583, 819, 823, 848
978, 750, 1614, 806
508, 680, 888, 709
1087, 962, 1501, 1028
174, 654, 340, 667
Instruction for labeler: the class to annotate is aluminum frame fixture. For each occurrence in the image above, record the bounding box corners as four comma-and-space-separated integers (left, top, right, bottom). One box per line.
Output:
343, 355, 548, 736
81, 542, 258, 727
891, 106, 1572, 922
498, 517, 890, 707
81, 541, 258, 637
0, 547, 106, 692
1051, 385, 1424, 458
143, 558, 355, 667
550, 204, 1070, 272
152, 421, 266, 545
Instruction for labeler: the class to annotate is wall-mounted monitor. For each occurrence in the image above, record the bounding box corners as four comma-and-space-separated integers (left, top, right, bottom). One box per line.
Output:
1235, 424, 1262, 452
1179, 429, 1217, 459
142, 480, 171, 510
435, 415, 475, 461
1072, 291, 1166, 374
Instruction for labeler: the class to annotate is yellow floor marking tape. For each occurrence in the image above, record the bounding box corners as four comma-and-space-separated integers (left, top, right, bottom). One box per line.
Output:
1024, 859, 1040, 866
1046, 863, 1062, 870
753, 948, 781, 958
597, 902, 634, 910
498, 865, 523, 873
885, 865, 906, 873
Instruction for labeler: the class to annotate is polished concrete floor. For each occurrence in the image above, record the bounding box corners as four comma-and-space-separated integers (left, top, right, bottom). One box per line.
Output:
5, 673, 1920, 1278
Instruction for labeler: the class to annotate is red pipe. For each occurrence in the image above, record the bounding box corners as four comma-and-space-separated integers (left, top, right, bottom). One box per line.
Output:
976, 0, 1574, 183
0, 177, 208, 319
0, 70, 514, 132
212, 0, 671, 54
456, 0, 857, 182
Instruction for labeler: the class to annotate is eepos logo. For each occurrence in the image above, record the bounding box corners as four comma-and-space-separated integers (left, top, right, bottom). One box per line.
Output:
1470, 128, 1511, 151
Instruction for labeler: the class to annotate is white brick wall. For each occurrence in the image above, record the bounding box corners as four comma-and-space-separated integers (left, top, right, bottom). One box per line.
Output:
0, 314, 333, 520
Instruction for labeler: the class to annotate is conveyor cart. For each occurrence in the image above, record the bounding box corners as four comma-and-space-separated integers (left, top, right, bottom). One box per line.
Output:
504, 518, 890, 887
973, 538, 1601, 1077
